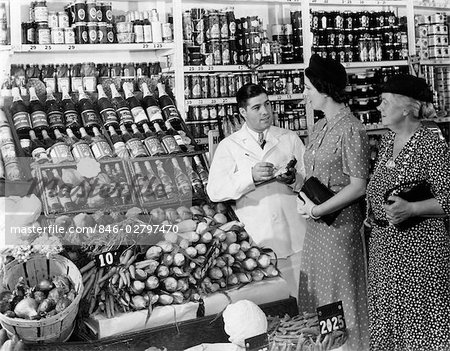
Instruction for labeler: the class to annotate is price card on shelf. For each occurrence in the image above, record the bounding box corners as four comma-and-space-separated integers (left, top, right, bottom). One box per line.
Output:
317, 301, 346, 335
95, 250, 120, 268
245, 333, 269, 351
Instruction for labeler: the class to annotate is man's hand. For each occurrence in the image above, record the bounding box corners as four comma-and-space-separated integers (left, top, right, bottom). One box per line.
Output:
252, 162, 275, 183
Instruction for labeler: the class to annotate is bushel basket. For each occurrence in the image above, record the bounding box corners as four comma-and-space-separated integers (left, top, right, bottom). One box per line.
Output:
0, 254, 83, 343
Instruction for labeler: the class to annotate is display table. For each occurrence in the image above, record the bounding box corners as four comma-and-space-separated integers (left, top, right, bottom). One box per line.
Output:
85, 277, 290, 339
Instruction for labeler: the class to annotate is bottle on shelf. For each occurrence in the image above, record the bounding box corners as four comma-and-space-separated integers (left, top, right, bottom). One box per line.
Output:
193, 155, 208, 187
155, 159, 177, 199
29, 130, 49, 163
133, 161, 155, 202
77, 86, 101, 131
97, 84, 120, 129
142, 122, 166, 156
91, 126, 114, 160
49, 129, 75, 163
165, 120, 190, 152
79, 127, 93, 144
110, 83, 134, 126
42, 169, 64, 214
19, 138, 32, 158
157, 82, 183, 125
61, 86, 82, 130
28, 86, 50, 132
143, 160, 167, 199
70, 63, 83, 93
108, 125, 130, 159
119, 124, 149, 158
41, 129, 55, 149
123, 85, 149, 127
171, 158, 192, 198
150, 9, 163, 43
41, 64, 57, 94
66, 127, 95, 161
183, 156, 205, 196
154, 122, 182, 154
134, 11, 145, 43
131, 123, 146, 141
141, 82, 165, 126
143, 11, 152, 43
11, 87, 32, 136
45, 87, 65, 132
56, 64, 71, 93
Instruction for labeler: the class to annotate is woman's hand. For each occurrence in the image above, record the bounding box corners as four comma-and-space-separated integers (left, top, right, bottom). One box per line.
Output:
383, 195, 415, 225
296, 192, 319, 219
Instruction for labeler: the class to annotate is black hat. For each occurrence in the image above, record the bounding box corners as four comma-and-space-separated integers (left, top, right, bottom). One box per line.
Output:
305, 54, 347, 91
381, 74, 433, 103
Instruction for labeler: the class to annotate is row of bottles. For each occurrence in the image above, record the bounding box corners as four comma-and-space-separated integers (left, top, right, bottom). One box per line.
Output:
5, 62, 162, 95
132, 155, 208, 203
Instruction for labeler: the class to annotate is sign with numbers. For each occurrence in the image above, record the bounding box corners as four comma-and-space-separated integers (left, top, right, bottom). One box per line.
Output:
317, 301, 346, 335
245, 333, 269, 351
95, 250, 120, 268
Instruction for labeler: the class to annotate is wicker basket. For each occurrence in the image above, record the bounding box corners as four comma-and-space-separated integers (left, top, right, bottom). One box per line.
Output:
0, 254, 84, 343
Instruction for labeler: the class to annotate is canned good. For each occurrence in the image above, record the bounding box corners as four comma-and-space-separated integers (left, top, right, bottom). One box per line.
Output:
106, 23, 114, 43
344, 45, 354, 62
219, 12, 228, 39
183, 11, 193, 41
75, 0, 87, 22
428, 46, 443, 59
51, 28, 65, 44
37, 23, 51, 44
34, 0, 48, 23
218, 74, 228, 97
432, 13, 446, 24
4, 161, 22, 181
209, 74, 219, 98
221, 40, 230, 65
191, 76, 201, 99
200, 106, 209, 120
87, 22, 97, 43
86, 0, 98, 22
200, 74, 209, 98
249, 49, 261, 66
208, 11, 220, 39
64, 27, 75, 43
103, 2, 113, 23
190, 106, 201, 121
48, 11, 59, 28
75, 22, 88, 44
184, 76, 191, 99
227, 75, 236, 96
211, 39, 222, 65
208, 106, 218, 119
235, 74, 244, 90
58, 11, 70, 28
97, 22, 107, 43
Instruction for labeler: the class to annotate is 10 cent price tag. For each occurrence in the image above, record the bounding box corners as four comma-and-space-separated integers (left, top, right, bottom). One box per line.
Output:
95, 250, 120, 268
317, 301, 346, 335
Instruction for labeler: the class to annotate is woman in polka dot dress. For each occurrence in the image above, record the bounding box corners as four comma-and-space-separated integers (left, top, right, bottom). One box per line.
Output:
366, 74, 450, 351
297, 55, 370, 351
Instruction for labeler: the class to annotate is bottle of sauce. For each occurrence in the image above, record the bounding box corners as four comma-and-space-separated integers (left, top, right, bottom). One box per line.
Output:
10, 87, 32, 136
153, 122, 181, 154
66, 127, 94, 161
77, 86, 101, 131
97, 84, 119, 129
119, 124, 148, 158
110, 83, 134, 126
91, 126, 114, 159
45, 87, 65, 132
142, 122, 166, 156
61, 86, 82, 130
108, 125, 130, 158
123, 85, 149, 127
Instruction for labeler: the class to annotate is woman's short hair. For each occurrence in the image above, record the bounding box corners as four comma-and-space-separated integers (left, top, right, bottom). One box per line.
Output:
236, 83, 268, 109
396, 94, 436, 120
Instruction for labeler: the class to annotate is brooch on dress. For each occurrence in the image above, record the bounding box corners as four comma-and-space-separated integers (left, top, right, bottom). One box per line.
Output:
386, 158, 396, 169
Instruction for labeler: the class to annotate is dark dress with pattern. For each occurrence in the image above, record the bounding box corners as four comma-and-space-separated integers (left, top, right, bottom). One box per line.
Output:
366, 126, 450, 351
298, 107, 370, 351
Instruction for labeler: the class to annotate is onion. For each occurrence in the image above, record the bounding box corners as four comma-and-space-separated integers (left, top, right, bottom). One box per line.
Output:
214, 257, 226, 268
212, 230, 227, 242
227, 274, 239, 285
257, 254, 271, 268
171, 291, 184, 304
208, 267, 223, 280
200, 231, 212, 244
157, 241, 174, 253
221, 266, 233, 277
237, 272, 252, 284
131, 280, 145, 295
177, 279, 189, 292
185, 247, 197, 258
158, 295, 174, 305
37, 279, 54, 292
195, 243, 207, 255
213, 213, 227, 224
179, 239, 190, 250
135, 269, 147, 281
234, 250, 246, 262
237, 231, 249, 241
156, 265, 170, 278
252, 269, 265, 282
242, 258, 257, 271
227, 243, 240, 255
264, 265, 279, 277
221, 254, 235, 266
246, 247, 261, 259
239, 241, 251, 252
162, 254, 174, 266
195, 222, 209, 235
163, 231, 179, 244
145, 276, 160, 290
132, 295, 147, 310
225, 231, 237, 244
173, 253, 185, 267
210, 283, 220, 293
163, 277, 178, 293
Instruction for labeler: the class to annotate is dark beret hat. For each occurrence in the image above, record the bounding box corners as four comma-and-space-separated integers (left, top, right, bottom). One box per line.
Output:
381, 74, 433, 103
305, 54, 347, 91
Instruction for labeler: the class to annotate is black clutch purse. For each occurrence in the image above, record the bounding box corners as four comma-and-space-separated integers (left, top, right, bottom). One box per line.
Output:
383, 180, 434, 230
300, 176, 341, 226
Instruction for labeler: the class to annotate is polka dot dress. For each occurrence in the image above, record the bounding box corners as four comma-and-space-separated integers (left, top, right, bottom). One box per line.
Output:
298, 107, 370, 351
366, 126, 450, 351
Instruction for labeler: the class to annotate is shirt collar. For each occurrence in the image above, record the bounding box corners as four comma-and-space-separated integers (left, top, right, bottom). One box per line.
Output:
325, 106, 350, 131
245, 123, 270, 141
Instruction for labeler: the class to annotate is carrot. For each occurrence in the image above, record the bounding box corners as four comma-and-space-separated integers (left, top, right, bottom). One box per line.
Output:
128, 264, 136, 280
109, 295, 115, 317
88, 294, 97, 315
120, 249, 133, 265
124, 271, 131, 287
82, 267, 96, 284
124, 255, 136, 269
111, 273, 120, 285
105, 296, 112, 318
93, 268, 104, 296
80, 260, 95, 274
82, 273, 96, 299
98, 267, 118, 284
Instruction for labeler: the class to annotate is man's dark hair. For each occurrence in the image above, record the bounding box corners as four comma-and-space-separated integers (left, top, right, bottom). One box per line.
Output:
236, 83, 268, 109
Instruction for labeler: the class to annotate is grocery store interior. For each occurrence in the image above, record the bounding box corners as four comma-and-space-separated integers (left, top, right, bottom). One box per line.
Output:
0, 0, 449, 350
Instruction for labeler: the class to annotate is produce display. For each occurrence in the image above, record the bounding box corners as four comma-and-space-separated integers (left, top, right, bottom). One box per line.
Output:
76, 206, 279, 319
267, 313, 348, 351
0, 275, 77, 320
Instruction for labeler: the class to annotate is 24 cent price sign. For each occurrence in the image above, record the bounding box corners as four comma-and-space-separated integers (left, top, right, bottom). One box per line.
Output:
317, 301, 346, 335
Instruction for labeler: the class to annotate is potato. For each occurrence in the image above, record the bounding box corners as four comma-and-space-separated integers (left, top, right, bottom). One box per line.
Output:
177, 206, 193, 220
150, 208, 166, 224
202, 205, 216, 218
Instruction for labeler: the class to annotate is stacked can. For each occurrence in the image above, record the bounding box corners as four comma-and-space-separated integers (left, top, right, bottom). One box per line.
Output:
234, 16, 263, 66
311, 10, 407, 63
415, 13, 449, 61
258, 70, 304, 95
429, 67, 450, 112
273, 101, 307, 130
290, 11, 303, 63
184, 72, 238, 100
0, 3, 7, 45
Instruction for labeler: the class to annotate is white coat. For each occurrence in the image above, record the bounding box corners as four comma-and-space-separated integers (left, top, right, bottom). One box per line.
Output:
207, 124, 307, 258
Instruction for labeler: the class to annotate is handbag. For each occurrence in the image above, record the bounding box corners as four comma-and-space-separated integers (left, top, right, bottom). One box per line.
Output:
383, 180, 434, 230
300, 176, 342, 226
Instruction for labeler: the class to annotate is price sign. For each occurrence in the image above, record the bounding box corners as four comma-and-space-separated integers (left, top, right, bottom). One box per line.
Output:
29, 45, 37, 51
67, 45, 76, 50
152, 43, 163, 49
245, 333, 269, 351
95, 250, 120, 268
44, 45, 52, 50
317, 301, 346, 335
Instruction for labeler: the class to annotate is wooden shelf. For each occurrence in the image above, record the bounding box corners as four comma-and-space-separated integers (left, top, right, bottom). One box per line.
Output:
185, 94, 304, 106
342, 60, 409, 69
420, 59, 450, 66
13, 43, 174, 53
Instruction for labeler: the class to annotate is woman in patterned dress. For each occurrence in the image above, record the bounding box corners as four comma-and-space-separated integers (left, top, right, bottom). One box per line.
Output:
366, 74, 450, 351
296, 54, 370, 351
